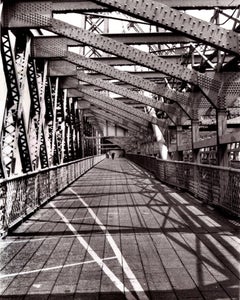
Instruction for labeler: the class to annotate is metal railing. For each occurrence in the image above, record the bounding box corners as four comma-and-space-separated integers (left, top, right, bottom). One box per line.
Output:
0, 155, 105, 236
127, 154, 240, 217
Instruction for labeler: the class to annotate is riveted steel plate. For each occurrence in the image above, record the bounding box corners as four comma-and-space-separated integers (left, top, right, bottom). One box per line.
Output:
3, 1, 52, 28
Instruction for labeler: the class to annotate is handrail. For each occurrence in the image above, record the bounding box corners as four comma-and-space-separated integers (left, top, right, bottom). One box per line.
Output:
0, 155, 101, 184
126, 154, 240, 217
0, 154, 106, 236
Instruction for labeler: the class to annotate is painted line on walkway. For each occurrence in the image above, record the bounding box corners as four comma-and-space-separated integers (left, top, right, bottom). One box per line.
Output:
0, 256, 116, 279
50, 202, 128, 293
69, 187, 148, 296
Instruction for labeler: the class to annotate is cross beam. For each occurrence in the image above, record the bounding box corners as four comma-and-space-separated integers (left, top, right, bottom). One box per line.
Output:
93, 0, 239, 55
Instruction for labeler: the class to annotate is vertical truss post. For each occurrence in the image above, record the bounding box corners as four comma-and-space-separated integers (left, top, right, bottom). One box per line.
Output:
70, 100, 76, 160
16, 37, 33, 174
63, 97, 70, 162
0, 6, 6, 177
65, 97, 73, 161
51, 77, 59, 165
1, 29, 32, 176
55, 88, 65, 164
37, 61, 49, 169
60, 89, 67, 163
73, 100, 81, 159
27, 58, 41, 170
1, 29, 20, 176
79, 109, 85, 158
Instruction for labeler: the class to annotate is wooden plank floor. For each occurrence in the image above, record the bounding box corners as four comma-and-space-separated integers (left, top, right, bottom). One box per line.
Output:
0, 158, 239, 300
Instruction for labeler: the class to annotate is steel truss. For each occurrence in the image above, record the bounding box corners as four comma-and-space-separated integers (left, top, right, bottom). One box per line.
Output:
0, 0, 239, 171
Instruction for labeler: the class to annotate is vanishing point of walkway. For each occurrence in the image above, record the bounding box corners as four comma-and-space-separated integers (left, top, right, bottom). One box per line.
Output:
0, 158, 239, 300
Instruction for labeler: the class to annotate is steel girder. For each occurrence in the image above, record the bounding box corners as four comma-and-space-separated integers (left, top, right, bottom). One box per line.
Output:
48, 19, 222, 105
75, 89, 151, 127
92, 55, 234, 67
4, 10, 224, 104
82, 88, 165, 127
1, 29, 33, 177
91, 114, 142, 137
77, 71, 187, 124
31, 43, 172, 128
102, 32, 194, 45
27, 57, 44, 170
92, 0, 239, 55
33, 43, 207, 119
64, 51, 197, 116
32, 42, 201, 116
22, 0, 240, 12
90, 107, 147, 133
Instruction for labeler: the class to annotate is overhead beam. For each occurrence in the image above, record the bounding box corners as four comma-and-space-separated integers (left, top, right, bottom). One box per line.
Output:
5, 13, 221, 104
52, 0, 240, 12
48, 19, 221, 103
102, 32, 193, 44
90, 106, 145, 129
48, 60, 168, 80
82, 88, 165, 127
71, 88, 151, 127
92, 55, 234, 67
66, 51, 200, 114
77, 71, 185, 124
156, 0, 240, 9
92, 0, 239, 55
33, 40, 198, 114
91, 109, 145, 134
33, 41, 204, 114
5, 1, 235, 16
83, 94, 150, 127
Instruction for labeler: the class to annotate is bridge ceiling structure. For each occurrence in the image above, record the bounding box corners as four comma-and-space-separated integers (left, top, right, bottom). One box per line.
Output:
0, 0, 240, 177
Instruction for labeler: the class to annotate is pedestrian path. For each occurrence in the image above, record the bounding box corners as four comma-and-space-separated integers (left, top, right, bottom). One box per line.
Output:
0, 158, 239, 300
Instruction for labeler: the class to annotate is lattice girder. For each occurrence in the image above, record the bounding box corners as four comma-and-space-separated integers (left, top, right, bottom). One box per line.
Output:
1, 29, 33, 176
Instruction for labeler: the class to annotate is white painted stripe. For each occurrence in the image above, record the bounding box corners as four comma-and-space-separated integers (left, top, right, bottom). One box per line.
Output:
50, 202, 128, 293
0, 256, 116, 279
69, 188, 147, 295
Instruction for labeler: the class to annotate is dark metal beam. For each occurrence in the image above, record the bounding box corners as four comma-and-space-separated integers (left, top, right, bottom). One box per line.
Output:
32, 41, 206, 115
77, 71, 185, 124
92, 0, 239, 55
102, 32, 193, 44
36, 0, 240, 12
82, 88, 165, 126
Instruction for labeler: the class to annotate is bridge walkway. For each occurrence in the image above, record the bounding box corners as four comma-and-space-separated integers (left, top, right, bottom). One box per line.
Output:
0, 158, 239, 300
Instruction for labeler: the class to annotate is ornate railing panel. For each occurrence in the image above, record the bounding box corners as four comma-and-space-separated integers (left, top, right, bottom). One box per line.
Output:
0, 155, 105, 236
127, 154, 240, 216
